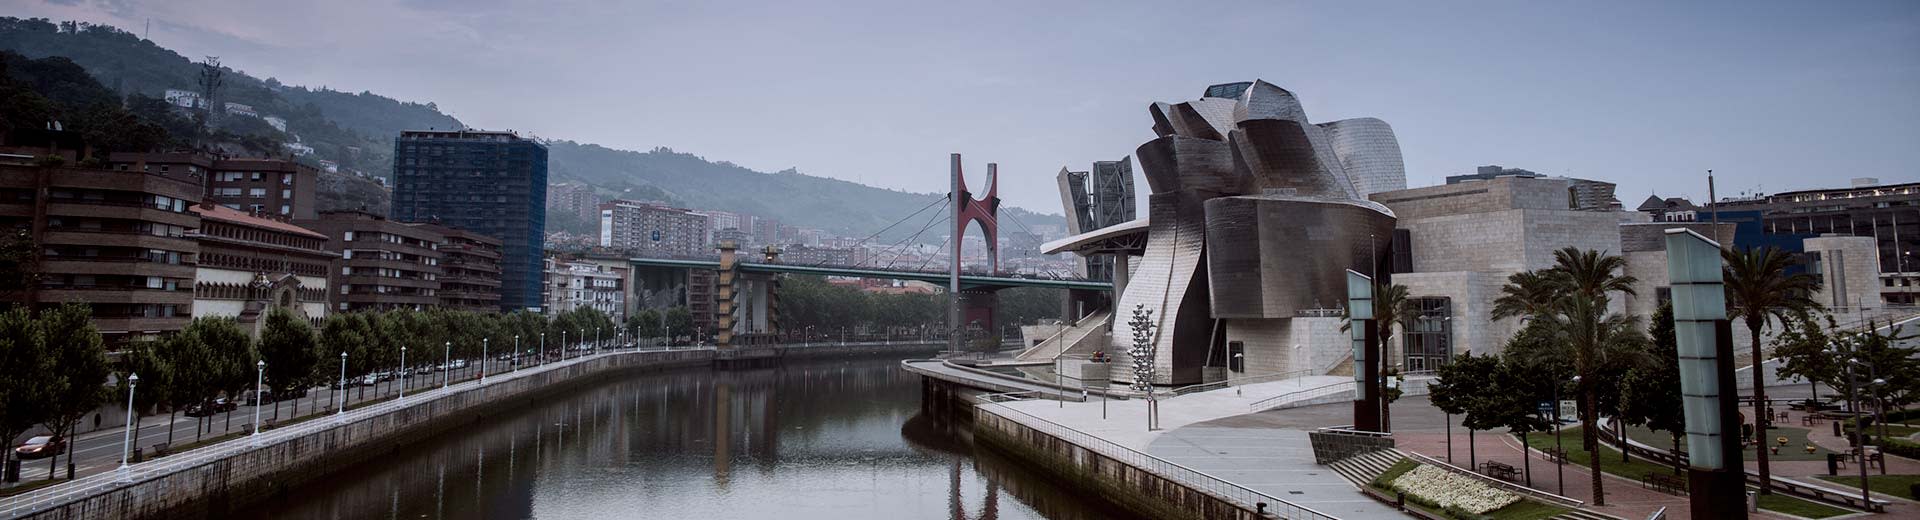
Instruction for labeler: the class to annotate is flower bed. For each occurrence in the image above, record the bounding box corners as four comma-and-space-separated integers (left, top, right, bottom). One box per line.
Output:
1386, 464, 1522, 515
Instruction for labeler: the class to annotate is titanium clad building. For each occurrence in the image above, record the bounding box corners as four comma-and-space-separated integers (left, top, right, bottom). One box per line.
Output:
391, 130, 548, 312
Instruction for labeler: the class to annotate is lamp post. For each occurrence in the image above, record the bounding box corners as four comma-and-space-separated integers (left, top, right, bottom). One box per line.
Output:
120, 373, 138, 470
481, 337, 490, 383
399, 346, 408, 399
1842, 354, 1870, 506
252, 361, 264, 437
1560, 375, 1576, 497
804, 325, 816, 348
561, 331, 567, 361
336, 351, 347, 415
442, 341, 451, 389
540, 332, 546, 365
513, 335, 521, 373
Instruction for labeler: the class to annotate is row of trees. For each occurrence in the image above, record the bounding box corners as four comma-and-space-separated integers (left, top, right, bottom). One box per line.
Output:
0, 304, 109, 481
1431, 244, 1905, 504
0, 303, 629, 482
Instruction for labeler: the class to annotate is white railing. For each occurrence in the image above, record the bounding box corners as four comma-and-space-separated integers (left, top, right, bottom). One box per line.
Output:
0, 345, 707, 517
973, 395, 1338, 520
1248, 381, 1356, 412
1167, 369, 1314, 397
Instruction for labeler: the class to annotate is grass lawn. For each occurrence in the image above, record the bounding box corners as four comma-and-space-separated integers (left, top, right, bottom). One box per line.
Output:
1755, 492, 1853, 519
1844, 423, 1920, 438
1813, 474, 1920, 500
1373, 459, 1419, 487
1622, 424, 1836, 461
1520, 427, 1683, 481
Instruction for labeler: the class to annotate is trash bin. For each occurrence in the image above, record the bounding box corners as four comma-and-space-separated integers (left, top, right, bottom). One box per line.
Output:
1747, 491, 1758, 512
1828, 453, 1841, 475
1833, 420, 1842, 437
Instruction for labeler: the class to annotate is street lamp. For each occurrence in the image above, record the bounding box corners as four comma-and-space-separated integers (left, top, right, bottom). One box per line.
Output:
336, 351, 348, 415
120, 373, 138, 470
540, 332, 546, 365
1557, 375, 1576, 496
1839, 352, 1870, 505
252, 361, 264, 437
804, 325, 817, 348
561, 330, 567, 361
481, 337, 490, 383
513, 334, 521, 373
442, 341, 451, 389
399, 346, 408, 399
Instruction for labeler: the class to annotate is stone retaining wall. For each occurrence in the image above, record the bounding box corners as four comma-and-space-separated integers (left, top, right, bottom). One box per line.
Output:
21, 349, 713, 520
971, 407, 1277, 520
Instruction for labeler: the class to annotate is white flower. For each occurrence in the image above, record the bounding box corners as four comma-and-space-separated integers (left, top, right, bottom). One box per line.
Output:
1387, 465, 1522, 514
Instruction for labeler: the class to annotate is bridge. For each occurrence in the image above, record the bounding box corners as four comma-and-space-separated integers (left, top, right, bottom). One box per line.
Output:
626, 257, 1113, 291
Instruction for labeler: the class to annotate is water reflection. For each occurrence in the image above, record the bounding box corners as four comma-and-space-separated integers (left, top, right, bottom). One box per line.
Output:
238, 358, 1137, 520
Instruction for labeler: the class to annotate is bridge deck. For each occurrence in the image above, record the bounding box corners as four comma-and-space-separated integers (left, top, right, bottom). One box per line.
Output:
629, 257, 1113, 291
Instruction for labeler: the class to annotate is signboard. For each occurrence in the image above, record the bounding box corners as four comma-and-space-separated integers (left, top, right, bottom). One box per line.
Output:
1559, 399, 1578, 423
1538, 401, 1554, 416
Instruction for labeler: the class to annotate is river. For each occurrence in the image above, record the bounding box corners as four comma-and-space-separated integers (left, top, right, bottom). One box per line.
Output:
235, 356, 1138, 520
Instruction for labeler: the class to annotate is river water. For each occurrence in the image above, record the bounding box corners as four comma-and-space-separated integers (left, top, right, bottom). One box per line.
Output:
236, 356, 1137, 520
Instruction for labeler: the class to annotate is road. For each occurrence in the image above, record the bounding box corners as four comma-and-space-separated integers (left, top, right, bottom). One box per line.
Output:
3, 346, 611, 486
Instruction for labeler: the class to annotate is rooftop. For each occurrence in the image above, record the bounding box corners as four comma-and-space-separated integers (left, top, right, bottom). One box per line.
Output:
193, 203, 328, 240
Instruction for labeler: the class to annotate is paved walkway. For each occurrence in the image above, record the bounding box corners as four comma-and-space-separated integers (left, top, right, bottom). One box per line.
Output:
988, 375, 1400, 518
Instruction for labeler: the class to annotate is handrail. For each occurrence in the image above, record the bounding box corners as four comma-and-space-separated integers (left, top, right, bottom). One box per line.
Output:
0, 345, 714, 517
1167, 369, 1313, 397
973, 396, 1338, 520
1249, 381, 1355, 412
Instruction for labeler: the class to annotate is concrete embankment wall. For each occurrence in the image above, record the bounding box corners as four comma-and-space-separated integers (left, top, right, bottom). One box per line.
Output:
25, 349, 714, 520
969, 406, 1273, 520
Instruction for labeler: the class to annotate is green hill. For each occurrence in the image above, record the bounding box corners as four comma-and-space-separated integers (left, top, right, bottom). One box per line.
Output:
0, 17, 1062, 240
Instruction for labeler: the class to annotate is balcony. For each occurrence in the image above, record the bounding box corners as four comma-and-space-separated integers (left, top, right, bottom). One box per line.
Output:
45, 201, 199, 228
38, 286, 194, 305
41, 258, 195, 278
89, 316, 191, 334
42, 230, 198, 251
342, 274, 439, 289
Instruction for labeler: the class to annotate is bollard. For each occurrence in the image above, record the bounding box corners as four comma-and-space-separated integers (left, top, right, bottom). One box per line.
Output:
1833, 420, 1842, 438
1828, 453, 1840, 475
1397, 491, 1406, 511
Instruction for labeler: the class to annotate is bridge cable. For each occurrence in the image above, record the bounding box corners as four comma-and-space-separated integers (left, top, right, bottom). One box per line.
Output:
867, 202, 950, 269
828, 195, 948, 264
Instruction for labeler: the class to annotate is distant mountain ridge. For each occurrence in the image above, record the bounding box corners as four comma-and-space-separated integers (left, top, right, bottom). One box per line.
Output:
0, 17, 1062, 240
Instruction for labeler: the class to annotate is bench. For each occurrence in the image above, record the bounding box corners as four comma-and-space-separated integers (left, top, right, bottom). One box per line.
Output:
1480, 461, 1519, 482
1641, 472, 1687, 495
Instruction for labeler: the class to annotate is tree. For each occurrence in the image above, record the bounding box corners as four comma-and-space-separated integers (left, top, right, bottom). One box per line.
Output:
191, 318, 255, 433
1491, 270, 1560, 323
1450, 352, 1506, 469
1546, 247, 1638, 506
157, 327, 213, 446
665, 306, 694, 344
120, 341, 172, 464
1620, 302, 1686, 474
39, 304, 107, 479
1772, 312, 1838, 409
1494, 353, 1553, 488
628, 309, 662, 340
0, 306, 51, 478
1722, 246, 1823, 493
258, 308, 318, 421
0, 229, 39, 303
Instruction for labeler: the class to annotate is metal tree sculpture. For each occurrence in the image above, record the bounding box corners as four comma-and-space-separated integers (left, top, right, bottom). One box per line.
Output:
1128, 304, 1156, 391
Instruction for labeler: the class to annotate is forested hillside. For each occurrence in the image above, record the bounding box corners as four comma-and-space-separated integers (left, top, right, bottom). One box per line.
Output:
0, 17, 1063, 238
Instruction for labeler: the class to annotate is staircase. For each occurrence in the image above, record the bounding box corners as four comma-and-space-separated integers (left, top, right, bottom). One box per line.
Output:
1550, 509, 1622, 520
1328, 448, 1407, 488
1013, 310, 1111, 362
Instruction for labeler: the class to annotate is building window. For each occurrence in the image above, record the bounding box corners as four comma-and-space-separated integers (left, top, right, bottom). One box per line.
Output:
250, 172, 262, 181
1227, 341, 1245, 373
248, 188, 266, 198
1402, 297, 1452, 373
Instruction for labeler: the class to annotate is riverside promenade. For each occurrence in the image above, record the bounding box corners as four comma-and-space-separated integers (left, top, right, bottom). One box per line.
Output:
925, 360, 1411, 520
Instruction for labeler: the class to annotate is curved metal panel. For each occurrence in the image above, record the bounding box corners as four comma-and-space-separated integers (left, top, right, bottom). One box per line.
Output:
1203, 196, 1397, 319
1321, 117, 1408, 198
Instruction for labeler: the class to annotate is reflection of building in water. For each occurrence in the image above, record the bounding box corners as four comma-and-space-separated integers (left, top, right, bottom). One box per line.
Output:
950, 459, 1000, 520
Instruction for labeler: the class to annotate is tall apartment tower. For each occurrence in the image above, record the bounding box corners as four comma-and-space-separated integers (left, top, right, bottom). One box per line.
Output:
391, 130, 548, 312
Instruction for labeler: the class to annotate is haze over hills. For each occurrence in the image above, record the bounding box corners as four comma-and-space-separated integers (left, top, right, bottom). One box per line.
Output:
0, 17, 1063, 241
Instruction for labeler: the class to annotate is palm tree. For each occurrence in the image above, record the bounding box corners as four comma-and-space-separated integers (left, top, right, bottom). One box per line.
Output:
1722, 246, 1823, 493
1547, 247, 1636, 507
1492, 270, 1560, 322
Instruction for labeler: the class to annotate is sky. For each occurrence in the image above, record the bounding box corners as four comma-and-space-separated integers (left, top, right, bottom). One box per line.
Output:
12, 0, 1920, 214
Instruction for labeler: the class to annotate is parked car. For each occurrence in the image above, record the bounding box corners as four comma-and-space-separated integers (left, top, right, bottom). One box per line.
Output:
14, 435, 63, 460
185, 399, 239, 417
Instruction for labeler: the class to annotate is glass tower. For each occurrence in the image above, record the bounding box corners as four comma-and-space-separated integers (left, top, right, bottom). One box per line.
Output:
391, 130, 548, 312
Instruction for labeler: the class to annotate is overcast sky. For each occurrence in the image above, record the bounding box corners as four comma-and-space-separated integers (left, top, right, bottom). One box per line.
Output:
15, 0, 1920, 213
